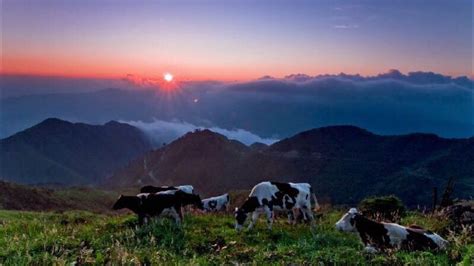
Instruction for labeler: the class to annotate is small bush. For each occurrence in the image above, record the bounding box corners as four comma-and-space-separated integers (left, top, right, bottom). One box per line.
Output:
359, 195, 406, 222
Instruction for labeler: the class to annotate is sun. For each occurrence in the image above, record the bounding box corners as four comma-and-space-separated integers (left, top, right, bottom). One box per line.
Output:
164, 73, 173, 82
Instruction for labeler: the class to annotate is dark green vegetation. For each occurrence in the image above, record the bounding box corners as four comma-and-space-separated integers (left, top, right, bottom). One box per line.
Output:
359, 195, 406, 221
0, 210, 472, 265
0, 118, 153, 185
111, 126, 474, 206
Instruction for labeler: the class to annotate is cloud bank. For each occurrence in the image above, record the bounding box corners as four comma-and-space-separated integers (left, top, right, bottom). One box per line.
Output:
1, 70, 472, 139
124, 119, 279, 146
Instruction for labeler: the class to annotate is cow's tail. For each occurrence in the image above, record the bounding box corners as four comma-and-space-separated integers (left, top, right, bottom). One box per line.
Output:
309, 186, 321, 212
312, 193, 321, 212
226, 193, 231, 212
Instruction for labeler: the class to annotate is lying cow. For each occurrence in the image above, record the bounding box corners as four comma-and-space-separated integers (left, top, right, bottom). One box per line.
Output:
140, 185, 194, 194
202, 193, 230, 212
113, 190, 203, 225
234, 181, 316, 231
335, 208, 448, 252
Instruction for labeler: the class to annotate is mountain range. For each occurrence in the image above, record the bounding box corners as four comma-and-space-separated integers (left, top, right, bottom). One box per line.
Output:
1, 118, 472, 206
0, 118, 153, 185
109, 126, 473, 206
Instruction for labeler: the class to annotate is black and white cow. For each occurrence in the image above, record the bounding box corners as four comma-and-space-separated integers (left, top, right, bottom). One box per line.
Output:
335, 208, 448, 252
202, 193, 230, 212
112, 190, 203, 225
234, 181, 316, 231
140, 185, 194, 194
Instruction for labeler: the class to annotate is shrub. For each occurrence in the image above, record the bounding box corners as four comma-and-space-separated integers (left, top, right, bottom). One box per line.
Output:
358, 195, 406, 222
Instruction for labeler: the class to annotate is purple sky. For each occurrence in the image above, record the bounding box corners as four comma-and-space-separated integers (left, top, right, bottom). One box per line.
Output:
2, 0, 472, 80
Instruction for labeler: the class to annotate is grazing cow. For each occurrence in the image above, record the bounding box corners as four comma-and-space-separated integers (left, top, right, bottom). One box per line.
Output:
287, 183, 320, 223
140, 185, 194, 194
335, 208, 448, 252
145, 186, 202, 214
234, 181, 315, 231
202, 193, 230, 212
113, 190, 203, 225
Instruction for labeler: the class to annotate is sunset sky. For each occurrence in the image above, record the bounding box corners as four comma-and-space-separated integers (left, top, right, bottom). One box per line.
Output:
2, 0, 472, 80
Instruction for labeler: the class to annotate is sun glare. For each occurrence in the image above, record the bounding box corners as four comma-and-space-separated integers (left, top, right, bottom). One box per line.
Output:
164, 73, 173, 82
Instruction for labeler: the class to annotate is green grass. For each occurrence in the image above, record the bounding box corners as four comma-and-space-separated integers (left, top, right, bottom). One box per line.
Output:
0, 210, 472, 265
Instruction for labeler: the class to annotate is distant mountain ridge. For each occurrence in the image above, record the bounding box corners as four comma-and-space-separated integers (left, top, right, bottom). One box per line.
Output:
109, 126, 473, 206
0, 118, 153, 185
1, 118, 472, 206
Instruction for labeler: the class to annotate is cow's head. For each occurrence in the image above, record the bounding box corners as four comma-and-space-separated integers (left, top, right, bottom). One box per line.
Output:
176, 191, 204, 209
113, 195, 140, 210
234, 207, 248, 231
192, 194, 205, 210
335, 208, 359, 232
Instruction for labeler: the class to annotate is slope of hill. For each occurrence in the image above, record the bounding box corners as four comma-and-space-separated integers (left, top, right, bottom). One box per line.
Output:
0, 181, 117, 212
108, 126, 473, 206
108, 129, 257, 193
0, 118, 153, 185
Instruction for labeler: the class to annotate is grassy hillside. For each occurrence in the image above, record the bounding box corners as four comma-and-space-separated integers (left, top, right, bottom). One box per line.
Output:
0, 210, 472, 265
0, 181, 117, 213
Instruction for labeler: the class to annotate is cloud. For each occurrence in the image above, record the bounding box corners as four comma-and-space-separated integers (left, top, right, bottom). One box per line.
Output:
257, 75, 276, 80
123, 119, 279, 146
333, 24, 359, 29
284, 73, 314, 82
122, 74, 162, 88
213, 70, 473, 138
2, 70, 472, 139
277, 69, 472, 88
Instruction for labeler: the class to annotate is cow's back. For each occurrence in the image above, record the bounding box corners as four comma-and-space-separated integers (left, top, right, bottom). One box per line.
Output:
249, 182, 279, 203
289, 183, 311, 194
287, 183, 311, 207
177, 185, 194, 194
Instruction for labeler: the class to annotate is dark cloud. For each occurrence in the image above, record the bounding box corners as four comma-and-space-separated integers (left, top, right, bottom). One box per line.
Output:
283, 73, 314, 82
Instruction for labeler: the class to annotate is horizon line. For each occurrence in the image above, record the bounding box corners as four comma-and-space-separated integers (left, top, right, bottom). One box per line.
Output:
1, 69, 473, 82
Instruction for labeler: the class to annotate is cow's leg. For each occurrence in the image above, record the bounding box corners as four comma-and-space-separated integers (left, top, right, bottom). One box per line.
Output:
292, 209, 297, 223
301, 205, 315, 227
364, 245, 379, 254
138, 214, 145, 225
248, 211, 259, 230
287, 210, 295, 224
176, 205, 184, 221
264, 206, 273, 230
301, 209, 308, 222
170, 208, 181, 225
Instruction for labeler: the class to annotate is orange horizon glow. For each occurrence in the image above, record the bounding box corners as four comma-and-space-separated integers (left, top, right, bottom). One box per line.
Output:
2, 68, 471, 82
1, 53, 472, 82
